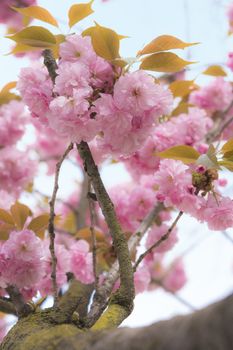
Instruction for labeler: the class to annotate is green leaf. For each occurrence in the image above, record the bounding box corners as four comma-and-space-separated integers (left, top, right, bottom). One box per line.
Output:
158, 145, 200, 164
202, 65, 227, 77
218, 160, 233, 171
27, 213, 49, 238
1, 81, 17, 93
82, 22, 120, 61
140, 52, 196, 73
169, 80, 198, 98
7, 26, 56, 48
0, 223, 16, 241
10, 202, 32, 230
12, 5, 58, 27
68, 0, 94, 28
0, 209, 14, 225
138, 35, 199, 56
171, 102, 193, 116
0, 81, 20, 105
221, 139, 233, 153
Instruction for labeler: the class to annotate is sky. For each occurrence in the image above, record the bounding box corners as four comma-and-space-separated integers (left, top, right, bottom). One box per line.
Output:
1, 0, 233, 328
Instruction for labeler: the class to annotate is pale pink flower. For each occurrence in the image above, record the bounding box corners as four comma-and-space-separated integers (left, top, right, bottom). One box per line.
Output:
95, 94, 154, 156
201, 195, 233, 231
54, 62, 91, 96
2, 229, 43, 261
70, 240, 94, 284
146, 224, 178, 253
154, 159, 192, 207
0, 101, 28, 147
134, 266, 151, 294
39, 241, 71, 296
163, 260, 187, 292
189, 78, 233, 113
60, 34, 96, 64
0, 147, 37, 196
89, 56, 115, 90
17, 64, 53, 123
114, 70, 173, 116
48, 94, 99, 143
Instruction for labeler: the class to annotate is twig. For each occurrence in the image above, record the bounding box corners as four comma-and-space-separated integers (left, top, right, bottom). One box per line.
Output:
77, 141, 135, 328
206, 100, 233, 143
6, 286, 33, 318
76, 172, 89, 230
48, 142, 73, 306
42, 49, 58, 84
128, 202, 164, 252
88, 179, 99, 289
86, 203, 164, 326
134, 211, 183, 271
0, 297, 16, 315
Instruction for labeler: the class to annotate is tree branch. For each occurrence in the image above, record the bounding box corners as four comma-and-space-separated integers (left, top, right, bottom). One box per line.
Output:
206, 99, 233, 143
0, 297, 16, 315
42, 49, 58, 84
5, 293, 233, 350
77, 141, 135, 328
88, 180, 99, 289
6, 286, 33, 318
134, 211, 183, 271
48, 142, 73, 306
86, 203, 164, 328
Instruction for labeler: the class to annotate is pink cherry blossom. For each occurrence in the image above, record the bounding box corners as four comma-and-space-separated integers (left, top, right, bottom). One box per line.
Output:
189, 78, 233, 113
0, 147, 37, 196
70, 240, 94, 284
200, 195, 233, 231
54, 61, 91, 97
60, 34, 97, 64
39, 241, 71, 296
154, 159, 192, 207
163, 260, 187, 292
0, 101, 28, 147
134, 266, 151, 294
48, 93, 99, 143
2, 229, 43, 261
17, 64, 53, 123
146, 224, 178, 253
114, 70, 173, 116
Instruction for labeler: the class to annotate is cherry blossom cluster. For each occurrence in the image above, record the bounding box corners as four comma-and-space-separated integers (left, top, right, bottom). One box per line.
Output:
0, 0, 36, 29
0, 100, 36, 206
0, 229, 93, 300
18, 34, 173, 157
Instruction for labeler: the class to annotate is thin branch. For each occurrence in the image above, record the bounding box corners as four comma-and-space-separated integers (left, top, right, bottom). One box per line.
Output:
6, 286, 34, 318
76, 172, 89, 230
206, 100, 233, 143
48, 142, 73, 306
134, 211, 183, 271
42, 49, 58, 84
128, 202, 164, 253
77, 141, 135, 328
88, 179, 99, 289
86, 203, 164, 326
0, 297, 16, 315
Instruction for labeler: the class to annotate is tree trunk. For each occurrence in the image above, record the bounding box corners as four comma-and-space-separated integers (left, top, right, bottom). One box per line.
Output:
1, 293, 233, 350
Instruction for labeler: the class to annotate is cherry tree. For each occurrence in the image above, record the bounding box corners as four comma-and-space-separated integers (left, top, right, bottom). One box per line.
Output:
0, 1, 232, 349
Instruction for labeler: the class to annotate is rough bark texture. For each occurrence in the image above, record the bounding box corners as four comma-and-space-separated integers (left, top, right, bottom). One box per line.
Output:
1, 293, 232, 350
